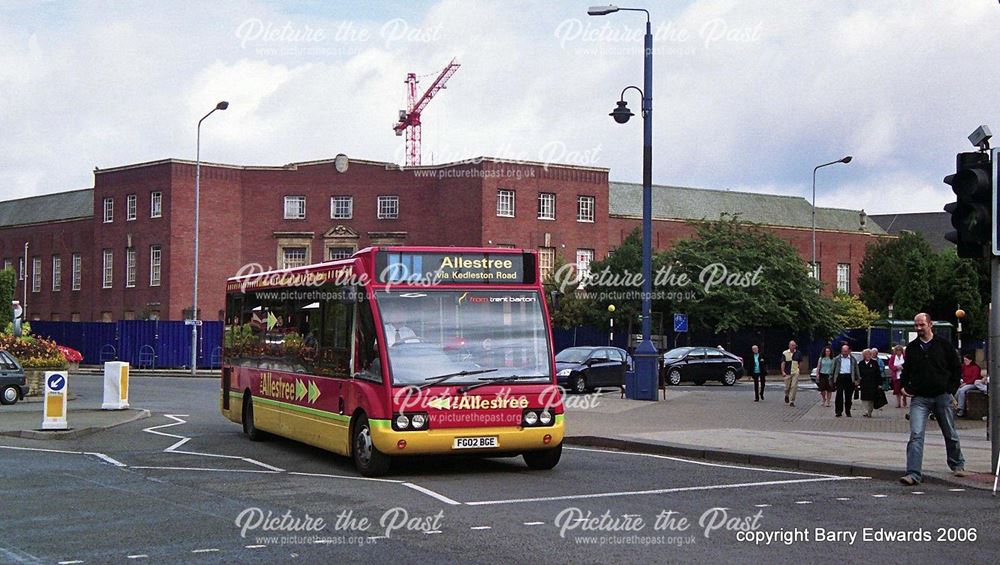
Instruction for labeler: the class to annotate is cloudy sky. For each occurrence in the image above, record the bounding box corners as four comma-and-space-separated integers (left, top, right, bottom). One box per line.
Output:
1, 0, 998, 214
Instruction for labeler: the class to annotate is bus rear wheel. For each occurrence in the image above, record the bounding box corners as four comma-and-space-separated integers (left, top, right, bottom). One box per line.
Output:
523, 443, 562, 470
352, 414, 391, 477
242, 395, 264, 441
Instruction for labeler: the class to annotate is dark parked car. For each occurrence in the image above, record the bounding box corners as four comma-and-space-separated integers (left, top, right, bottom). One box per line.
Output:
556, 346, 629, 394
660, 347, 743, 386
0, 350, 28, 406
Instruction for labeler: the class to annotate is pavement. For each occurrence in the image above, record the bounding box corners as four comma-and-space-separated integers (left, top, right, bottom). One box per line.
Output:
563, 378, 997, 490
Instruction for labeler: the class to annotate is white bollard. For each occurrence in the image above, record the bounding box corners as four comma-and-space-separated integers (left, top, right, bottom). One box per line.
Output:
42, 371, 69, 430
101, 361, 130, 410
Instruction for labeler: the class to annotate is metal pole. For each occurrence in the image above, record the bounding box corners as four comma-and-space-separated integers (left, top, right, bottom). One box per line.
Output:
22, 242, 28, 318
990, 257, 1000, 473
811, 167, 817, 276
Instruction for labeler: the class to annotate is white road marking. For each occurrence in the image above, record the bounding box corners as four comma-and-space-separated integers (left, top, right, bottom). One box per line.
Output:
85, 452, 127, 467
466, 476, 869, 506
57, 561, 84, 564
130, 466, 279, 474
126, 555, 148, 559
911, 492, 925, 495
794, 500, 812, 504
471, 526, 492, 530
565, 446, 841, 478
143, 414, 285, 472
245, 545, 267, 549
872, 494, 888, 498
523, 522, 545, 526
754, 504, 771, 508
423, 531, 442, 535
948, 488, 966, 492
402, 482, 462, 505
0, 445, 81, 455
191, 548, 219, 553
835, 497, 851, 501
287, 471, 402, 484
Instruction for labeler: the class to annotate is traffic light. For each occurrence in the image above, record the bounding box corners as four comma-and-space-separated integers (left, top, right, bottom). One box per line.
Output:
944, 151, 993, 258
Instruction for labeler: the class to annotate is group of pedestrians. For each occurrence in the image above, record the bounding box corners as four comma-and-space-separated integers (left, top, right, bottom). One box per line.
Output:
743, 312, 973, 485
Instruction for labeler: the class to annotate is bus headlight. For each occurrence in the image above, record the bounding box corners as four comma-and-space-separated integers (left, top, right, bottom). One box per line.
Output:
523, 411, 539, 426
410, 413, 427, 429
395, 414, 410, 430
539, 410, 552, 425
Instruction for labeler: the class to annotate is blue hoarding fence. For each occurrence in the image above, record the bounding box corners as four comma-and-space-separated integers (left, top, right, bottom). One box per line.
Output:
31, 320, 224, 369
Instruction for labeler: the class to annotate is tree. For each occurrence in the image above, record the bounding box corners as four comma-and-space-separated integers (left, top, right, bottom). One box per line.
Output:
661, 215, 839, 338
831, 292, 879, 329
949, 257, 984, 340
892, 250, 932, 320
583, 228, 645, 332
857, 232, 935, 313
0, 268, 14, 332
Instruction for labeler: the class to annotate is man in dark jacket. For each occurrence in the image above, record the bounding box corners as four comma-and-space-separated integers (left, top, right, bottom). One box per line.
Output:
743, 345, 767, 402
899, 313, 968, 485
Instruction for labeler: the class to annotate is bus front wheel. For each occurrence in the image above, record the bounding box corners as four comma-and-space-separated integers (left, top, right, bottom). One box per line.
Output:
523, 443, 562, 470
352, 414, 391, 477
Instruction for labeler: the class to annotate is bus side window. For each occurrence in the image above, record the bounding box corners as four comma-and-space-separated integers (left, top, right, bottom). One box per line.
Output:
355, 291, 382, 381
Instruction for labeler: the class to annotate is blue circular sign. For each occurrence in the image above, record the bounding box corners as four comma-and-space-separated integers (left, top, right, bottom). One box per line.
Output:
47, 374, 66, 392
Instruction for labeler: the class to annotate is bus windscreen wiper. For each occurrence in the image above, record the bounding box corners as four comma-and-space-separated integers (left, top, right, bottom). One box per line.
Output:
414, 368, 498, 390
458, 374, 549, 393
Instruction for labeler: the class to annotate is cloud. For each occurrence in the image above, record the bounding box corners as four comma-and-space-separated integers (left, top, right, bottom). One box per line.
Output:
0, 0, 998, 221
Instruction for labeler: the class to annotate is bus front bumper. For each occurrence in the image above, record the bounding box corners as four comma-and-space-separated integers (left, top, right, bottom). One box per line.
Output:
371, 417, 564, 456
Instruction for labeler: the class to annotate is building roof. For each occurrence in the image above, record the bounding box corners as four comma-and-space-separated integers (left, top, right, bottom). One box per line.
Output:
869, 212, 951, 252
609, 182, 885, 234
0, 189, 93, 228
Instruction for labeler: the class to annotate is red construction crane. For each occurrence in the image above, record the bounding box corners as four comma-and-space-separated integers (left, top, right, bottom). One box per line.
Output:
393, 58, 460, 166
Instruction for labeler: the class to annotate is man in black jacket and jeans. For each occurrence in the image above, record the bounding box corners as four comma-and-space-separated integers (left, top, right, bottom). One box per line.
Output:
899, 313, 969, 485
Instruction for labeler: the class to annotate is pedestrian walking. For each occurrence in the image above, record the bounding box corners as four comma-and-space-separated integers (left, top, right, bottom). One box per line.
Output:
899, 313, 969, 485
889, 344, 906, 408
815, 345, 835, 407
781, 340, 803, 407
833, 344, 860, 417
743, 345, 767, 402
859, 349, 882, 417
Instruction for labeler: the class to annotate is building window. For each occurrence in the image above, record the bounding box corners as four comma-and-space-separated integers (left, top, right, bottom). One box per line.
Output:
497, 189, 515, 217
538, 192, 555, 220
126, 194, 137, 221
576, 249, 594, 286
52, 255, 61, 292
327, 247, 354, 261
836, 263, 850, 294
330, 196, 353, 219
149, 245, 162, 287
31, 257, 40, 293
538, 247, 555, 281
284, 195, 306, 219
126, 248, 136, 288
577, 195, 595, 222
281, 247, 308, 269
150, 191, 162, 218
72, 254, 81, 291
71, 313, 81, 322
102, 249, 113, 289
3, 259, 10, 271
810, 262, 820, 280
103, 197, 113, 223
377, 196, 399, 219
18, 257, 23, 281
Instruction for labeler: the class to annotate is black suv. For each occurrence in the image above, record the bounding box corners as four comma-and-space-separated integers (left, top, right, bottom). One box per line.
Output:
0, 350, 28, 405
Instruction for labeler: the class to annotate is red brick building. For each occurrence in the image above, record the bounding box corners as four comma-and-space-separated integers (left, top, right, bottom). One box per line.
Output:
0, 155, 887, 322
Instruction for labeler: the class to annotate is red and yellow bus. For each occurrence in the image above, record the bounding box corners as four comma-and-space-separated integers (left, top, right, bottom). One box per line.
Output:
221, 247, 564, 476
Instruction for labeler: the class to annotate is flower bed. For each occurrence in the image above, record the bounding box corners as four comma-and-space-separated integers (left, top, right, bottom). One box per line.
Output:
1, 333, 68, 396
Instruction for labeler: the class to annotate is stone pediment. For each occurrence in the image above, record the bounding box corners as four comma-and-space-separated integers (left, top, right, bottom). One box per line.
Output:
323, 225, 360, 239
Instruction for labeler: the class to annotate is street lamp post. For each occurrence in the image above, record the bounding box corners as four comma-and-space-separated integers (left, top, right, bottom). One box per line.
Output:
191, 101, 229, 375
811, 156, 852, 280
589, 4, 657, 400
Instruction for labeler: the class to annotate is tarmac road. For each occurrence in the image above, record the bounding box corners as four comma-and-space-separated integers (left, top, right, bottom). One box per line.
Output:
0, 375, 995, 564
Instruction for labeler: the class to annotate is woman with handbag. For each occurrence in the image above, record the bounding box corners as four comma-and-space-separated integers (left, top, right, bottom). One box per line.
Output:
815, 346, 835, 408
889, 344, 906, 408
858, 349, 883, 417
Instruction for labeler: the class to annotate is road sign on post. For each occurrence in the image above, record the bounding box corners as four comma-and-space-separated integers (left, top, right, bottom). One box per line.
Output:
42, 371, 68, 430
673, 313, 688, 333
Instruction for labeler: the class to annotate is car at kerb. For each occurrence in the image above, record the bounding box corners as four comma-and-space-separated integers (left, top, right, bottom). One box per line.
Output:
555, 346, 629, 393
660, 347, 743, 386
0, 350, 28, 405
